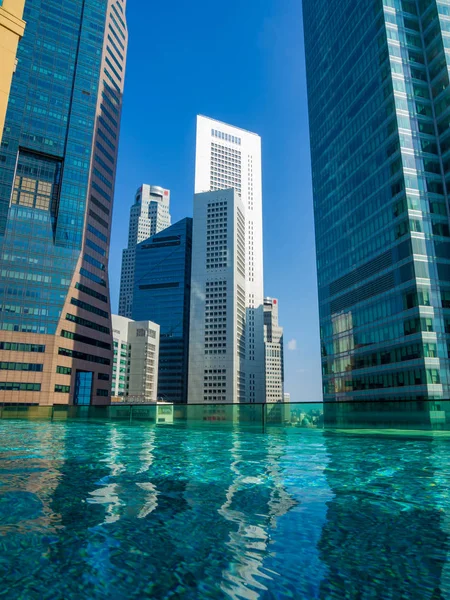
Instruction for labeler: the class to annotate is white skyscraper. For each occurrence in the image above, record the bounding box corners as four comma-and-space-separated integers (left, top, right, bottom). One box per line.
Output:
118, 184, 171, 317
264, 297, 284, 403
188, 116, 265, 403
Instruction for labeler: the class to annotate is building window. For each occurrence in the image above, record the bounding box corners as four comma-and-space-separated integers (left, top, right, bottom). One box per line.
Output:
55, 385, 70, 394
56, 366, 72, 375
0, 382, 41, 391
73, 371, 93, 406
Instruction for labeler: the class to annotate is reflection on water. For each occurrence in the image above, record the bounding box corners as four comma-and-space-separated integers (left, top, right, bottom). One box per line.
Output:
1, 422, 450, 598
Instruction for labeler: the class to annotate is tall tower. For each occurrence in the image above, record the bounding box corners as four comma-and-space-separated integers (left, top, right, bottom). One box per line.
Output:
118, 184, 171, 317
0, 0, 127, 406
191, 116, 265, 403
132, 218, 192, 403
303, 0, 450, 405
188, 189, 247, 403
264, 297, 284, 403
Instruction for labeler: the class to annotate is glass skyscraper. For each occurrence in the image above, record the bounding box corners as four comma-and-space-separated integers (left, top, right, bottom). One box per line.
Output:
132, 218, 192, 403
303, 0, 450, 403
0, 0, 127, 405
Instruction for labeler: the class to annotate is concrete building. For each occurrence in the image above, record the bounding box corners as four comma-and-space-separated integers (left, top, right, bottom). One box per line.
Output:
0, 0, 25, 144
264, 297, 284, 403
190, 116, 265, 403
119, 184, 171, 317
303, 0, 450, 405
111, 315, 160, 403
0, 0, 127, 405
132, 218, 192, 403
188, 189, 247, 403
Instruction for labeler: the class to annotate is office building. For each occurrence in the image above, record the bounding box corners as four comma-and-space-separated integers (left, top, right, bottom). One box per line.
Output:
264, 297, 284, 403
0, 0, 26, 144
132, 218, 192, 403
119, 184, 171, 317
303, 0, 450, 403
111, 315, 160, 402
190, 116, 265, 403
0, 0, 127, 405
189, 189, 247, 403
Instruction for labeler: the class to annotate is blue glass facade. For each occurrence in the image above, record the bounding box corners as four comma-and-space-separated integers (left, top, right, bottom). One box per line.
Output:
0, 0, 104, 334
303, 0, 450, 403
132, 218, 192, 403
0, 0, 127, 404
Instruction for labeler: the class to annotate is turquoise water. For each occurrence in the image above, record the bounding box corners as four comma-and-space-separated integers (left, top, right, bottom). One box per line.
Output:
1, 422, 450, 599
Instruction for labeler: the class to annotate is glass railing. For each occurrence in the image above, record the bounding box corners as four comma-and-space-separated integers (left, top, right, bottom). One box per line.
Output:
1, 400, 450, 432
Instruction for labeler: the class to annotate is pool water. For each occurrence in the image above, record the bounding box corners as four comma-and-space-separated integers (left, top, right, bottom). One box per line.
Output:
1, 421, 450, 599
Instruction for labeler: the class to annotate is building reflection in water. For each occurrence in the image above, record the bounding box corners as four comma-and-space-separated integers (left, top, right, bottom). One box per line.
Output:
317, 433, 450, 599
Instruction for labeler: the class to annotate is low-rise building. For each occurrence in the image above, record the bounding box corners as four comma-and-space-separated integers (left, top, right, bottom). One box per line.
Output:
111, 315, 160, 403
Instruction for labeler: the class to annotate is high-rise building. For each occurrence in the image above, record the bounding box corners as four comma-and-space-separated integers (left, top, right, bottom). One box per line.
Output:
119, 184, 171, 317
264, 297, 284, 403
132, 218, 192, 403
111, 315, 160, 402
303, 0, 450, 404
0, 0, 26, 144
188, 189, 247, 403
191, 115, 265, 403
0, 0, 127, 405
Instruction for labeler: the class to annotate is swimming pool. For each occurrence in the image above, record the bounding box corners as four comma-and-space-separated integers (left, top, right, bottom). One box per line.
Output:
0, 421, 449, 598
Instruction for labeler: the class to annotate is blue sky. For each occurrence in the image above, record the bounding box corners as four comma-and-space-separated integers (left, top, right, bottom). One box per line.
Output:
110, 0, 322, 401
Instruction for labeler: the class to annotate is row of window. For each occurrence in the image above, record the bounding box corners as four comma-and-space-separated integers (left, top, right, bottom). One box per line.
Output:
55, 385, 70, 394
71, 297, 109, 319
61, 330, 111, 351
66, 313, 110, 335
0, 362, 42, 372
0, 382, 41, 392
58, 348, 110, 366
80, 267, 106, 287
211, 129, 241, 145
0, 342, 45, 352
75, 282, 108, 304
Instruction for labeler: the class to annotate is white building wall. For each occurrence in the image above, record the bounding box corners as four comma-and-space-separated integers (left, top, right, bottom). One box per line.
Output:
111, 314, 160, 402
127, 320, 160, 402
194, 116, 265, 403
111, 314, 132, 398
118, 184, 171, 317
188, 189, 246, 403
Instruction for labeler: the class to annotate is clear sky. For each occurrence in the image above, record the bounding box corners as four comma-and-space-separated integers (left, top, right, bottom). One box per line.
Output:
110, 0, 322, 401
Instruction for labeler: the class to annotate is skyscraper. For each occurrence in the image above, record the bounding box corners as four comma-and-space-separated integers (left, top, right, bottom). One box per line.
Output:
0, 0, 127, 405
132, 218, 192, 403
188, 189, 247, 403
0, 0, 26, 144
303, 0, 450, 403
264, 297, 284, 403
191, 116, 265, 403
118, 184, 171, 317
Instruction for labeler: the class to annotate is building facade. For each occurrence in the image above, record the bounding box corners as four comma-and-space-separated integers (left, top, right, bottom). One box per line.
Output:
192, 116, 265, 403
132, 218, 192, 403
303, 0, 450, 403
111, 314, 160, 402
118, 184, 171, 317
188, 189, 247, 403
0, 0, 26, 144
264, 297, 284, 402
0, 0, 127, 405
